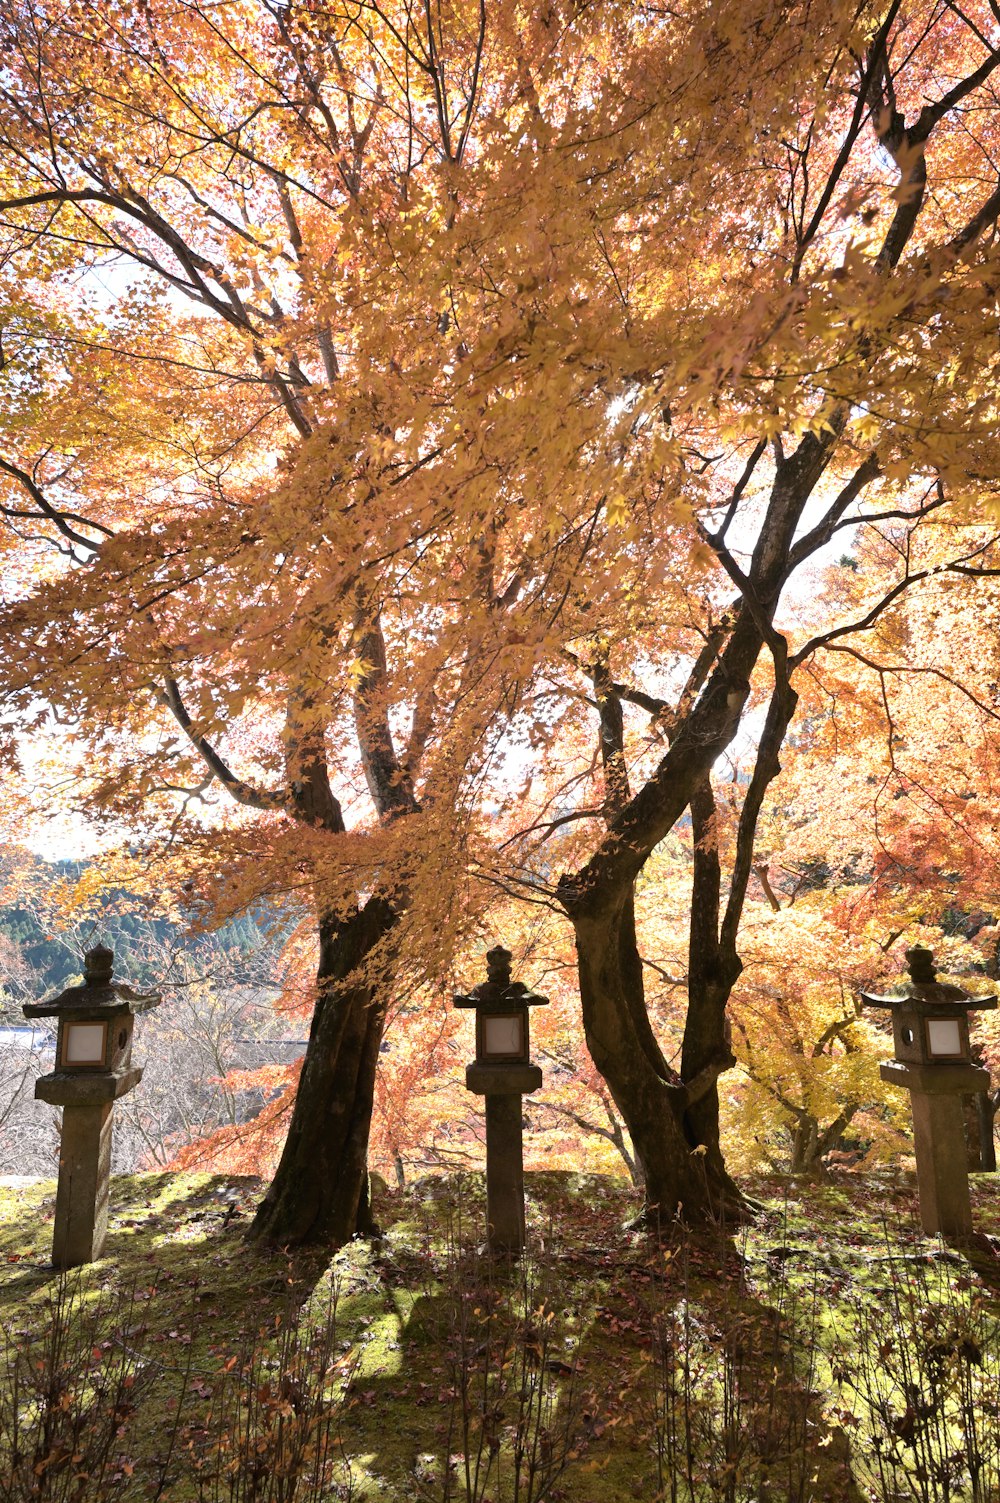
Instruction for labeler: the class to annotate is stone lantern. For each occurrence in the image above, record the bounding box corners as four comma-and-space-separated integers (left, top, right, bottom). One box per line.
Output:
455, 947, 547, 1255
860, 946, 996, 1239
23, 944, 160, 1268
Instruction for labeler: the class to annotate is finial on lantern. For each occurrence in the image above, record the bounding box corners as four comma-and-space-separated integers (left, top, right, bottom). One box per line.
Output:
905, 946, 937, 986
485, 946, 513, 986
83, 944, 114, 987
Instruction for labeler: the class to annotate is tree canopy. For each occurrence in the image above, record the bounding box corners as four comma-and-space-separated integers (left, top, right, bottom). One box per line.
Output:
3, 0, 1000, 1240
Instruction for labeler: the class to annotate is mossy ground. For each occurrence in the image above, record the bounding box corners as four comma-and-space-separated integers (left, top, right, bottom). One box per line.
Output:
2, 1168, 1000, 1501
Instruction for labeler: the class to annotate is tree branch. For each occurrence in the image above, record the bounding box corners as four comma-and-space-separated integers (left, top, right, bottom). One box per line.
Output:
591, 657, 630, 823
155, 678, 286, 813
352, 600, 418, 819
754, 862, 782, 913
720, 675, 799, 959
0, 456, 111, 553
787, 451, 881, 570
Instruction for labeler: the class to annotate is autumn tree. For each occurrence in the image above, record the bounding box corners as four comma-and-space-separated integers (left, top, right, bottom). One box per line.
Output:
750, 539, 1000, 1169
5, 0, 1000, 1240
0, 0, 529, 1243
473, 0, 1000, 1219
2, 0, 678, 1241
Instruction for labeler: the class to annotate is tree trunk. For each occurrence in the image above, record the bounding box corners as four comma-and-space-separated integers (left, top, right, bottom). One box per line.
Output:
562, 667, 799, 1226
788, 1107, 857, 1174
573, 900, 733, 1224
251, 614, 412, 1250
683, 775, 743, 1207
248, 895, 396, 1247
788, 1117, 820, 1175
980, 1092, 998, 1173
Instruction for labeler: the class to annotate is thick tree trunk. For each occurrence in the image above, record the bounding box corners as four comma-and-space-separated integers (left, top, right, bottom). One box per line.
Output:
679, 986, 741, 1207
251, 608, 412, 1249
573, 899, 734, 1223
563, 675, 799, 1223
788, 1118, 820, 1175
564, 665, 799, 1225
248, 895, 396, 1247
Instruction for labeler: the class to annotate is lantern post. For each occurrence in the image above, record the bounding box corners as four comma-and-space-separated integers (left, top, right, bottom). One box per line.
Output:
861, 946, 996, 1240
455, 947, 547, 1255
23, 944, 161, 1268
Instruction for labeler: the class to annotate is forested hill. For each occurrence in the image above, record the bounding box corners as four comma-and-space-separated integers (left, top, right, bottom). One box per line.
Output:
0, 855, 284, 1006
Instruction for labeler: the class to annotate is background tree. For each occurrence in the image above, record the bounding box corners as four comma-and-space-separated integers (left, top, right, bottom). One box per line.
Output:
0, 0, 544, 1243
437, 0, 1000, 1221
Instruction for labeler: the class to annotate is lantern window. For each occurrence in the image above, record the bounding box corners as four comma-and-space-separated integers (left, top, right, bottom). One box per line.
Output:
483, 1014, 524, 1057
926, 1017, 963, 1057
62, 1021, 107, 1067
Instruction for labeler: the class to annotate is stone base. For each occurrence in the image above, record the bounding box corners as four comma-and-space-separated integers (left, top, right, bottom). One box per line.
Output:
36, 1065, 142, 1108
466, 1063, 541, 1096
52, 1102, 113, 1268
879, 1060, 990, 1095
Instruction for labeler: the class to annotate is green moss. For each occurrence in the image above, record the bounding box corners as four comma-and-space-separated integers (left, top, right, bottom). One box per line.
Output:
2, 1169, 1000, 1500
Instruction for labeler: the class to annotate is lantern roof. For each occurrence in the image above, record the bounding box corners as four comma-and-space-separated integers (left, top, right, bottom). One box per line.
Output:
454, 946, 549, 1014
24, 944, 161, 1020
860, 946, 997, 1017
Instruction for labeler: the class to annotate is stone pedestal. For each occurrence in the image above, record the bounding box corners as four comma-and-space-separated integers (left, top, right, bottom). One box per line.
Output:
484, 1095, 526, 1254
52, 1103, 113, 1268
467, 1061, 542, 1256
911, 1092, 971, 1238
881, 1059, 990, 1239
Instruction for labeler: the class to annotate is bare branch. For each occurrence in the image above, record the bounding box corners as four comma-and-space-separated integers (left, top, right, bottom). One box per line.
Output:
0, 456, 111, 553
155, 677, 285, 813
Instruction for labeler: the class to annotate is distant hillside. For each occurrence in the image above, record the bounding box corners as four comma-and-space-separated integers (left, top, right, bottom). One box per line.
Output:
0, 855, 293, 1011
